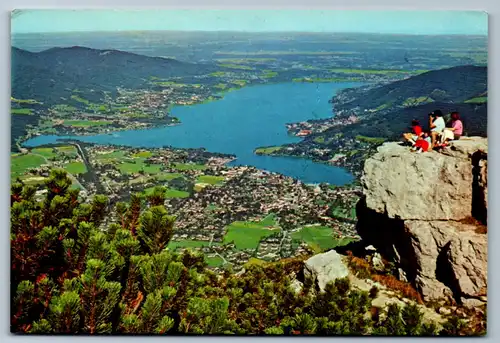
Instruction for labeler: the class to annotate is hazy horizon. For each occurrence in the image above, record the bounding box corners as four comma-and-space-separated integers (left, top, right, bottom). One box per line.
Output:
11, 10, 488, 35
11, 30, 488, 37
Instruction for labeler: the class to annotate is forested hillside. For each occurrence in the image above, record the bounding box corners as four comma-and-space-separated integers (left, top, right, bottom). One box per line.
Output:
11, 46, 219, 105
334, 65, 487, 112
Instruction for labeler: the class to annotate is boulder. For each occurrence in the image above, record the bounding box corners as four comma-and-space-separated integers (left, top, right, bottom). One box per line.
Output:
362, 142, 472, 221
461, 298, 486, 309
447, 232, 488, 298
304, 250, 349, 292
405, 220, 487, 301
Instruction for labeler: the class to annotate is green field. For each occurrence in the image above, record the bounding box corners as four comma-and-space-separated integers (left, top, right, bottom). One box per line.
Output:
374, 103, 390, 111
231, 80, 248, 87
168, 240, 212, 250
31, 146, 78, 160
87, 104, 110, 112
118, 161, 162, 174
131, 151, 153, 158
355, 135, 387, 144
57, 146, 78, 156
402, 96, 434, 107
95, 150, 127, 161
143, 186, 189, 199
441, 52, 487, 64
223, 215, 280, 250
224, 225, 280, 250
70, 94, 90, 105
259, 213, 278, 226
197, 175, 225, 185
11, 108, 34, 115
209, 71, 230, 77
261, 70, 278, 78
11, 97, 41, 104
32, 147, 57, 159
171, 163, 207, 171
11, 154, 46, 179
165, 189, 190, 198
331, 206, 357, 221
205, 255, 225, 268
214, 83, 227, 90
465, 96, 487, 104
291, 226, 356, 252
63, 120, 111, 127
254, 146, 282, 154
63, 162, 87, 175
155, 173, 184, 181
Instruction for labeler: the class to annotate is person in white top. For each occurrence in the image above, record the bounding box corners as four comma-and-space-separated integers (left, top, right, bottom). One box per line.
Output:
429, 110, 445, 148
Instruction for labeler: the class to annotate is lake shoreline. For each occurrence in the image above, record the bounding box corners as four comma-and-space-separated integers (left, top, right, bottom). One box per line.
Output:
21, 82, 360, 185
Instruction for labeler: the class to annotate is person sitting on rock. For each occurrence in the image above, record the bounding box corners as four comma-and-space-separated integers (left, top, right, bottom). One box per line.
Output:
447, 111, 464, 140
402, 119, 423, 144
411, 132, 431, 153
429, 110, 445, 148
438, 111, 464, 147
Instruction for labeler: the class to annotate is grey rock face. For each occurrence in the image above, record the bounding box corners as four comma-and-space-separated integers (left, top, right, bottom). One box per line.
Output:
359, 137, 488, 305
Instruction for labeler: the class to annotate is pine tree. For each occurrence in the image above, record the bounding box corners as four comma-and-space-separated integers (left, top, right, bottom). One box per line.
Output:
11, 170, 457, 336
147, 186, 167, 207
137, 206, 175, 254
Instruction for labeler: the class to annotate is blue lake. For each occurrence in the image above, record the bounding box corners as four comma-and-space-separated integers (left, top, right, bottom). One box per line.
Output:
23, 82, 359, 185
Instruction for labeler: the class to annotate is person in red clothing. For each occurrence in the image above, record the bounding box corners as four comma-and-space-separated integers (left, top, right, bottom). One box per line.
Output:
411, 132, 431, 153
403, 120, 423, 144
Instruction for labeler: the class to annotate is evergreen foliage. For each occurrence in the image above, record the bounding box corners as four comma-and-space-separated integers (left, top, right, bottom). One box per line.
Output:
10, 170, 481, 335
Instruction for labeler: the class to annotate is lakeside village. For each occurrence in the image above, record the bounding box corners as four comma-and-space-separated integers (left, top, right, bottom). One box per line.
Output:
18, 82, 216, 145
257, 114, 380, 179
15, 64, 416, 147
13, 141, 361, 272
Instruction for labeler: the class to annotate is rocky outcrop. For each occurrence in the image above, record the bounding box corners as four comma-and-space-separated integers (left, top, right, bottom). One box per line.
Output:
298, 250, 445, 326
304, 250, 349, 291
357, 137, 488, 304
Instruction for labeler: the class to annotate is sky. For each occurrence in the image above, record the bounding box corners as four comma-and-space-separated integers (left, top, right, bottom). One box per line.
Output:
11, 10, 488, 35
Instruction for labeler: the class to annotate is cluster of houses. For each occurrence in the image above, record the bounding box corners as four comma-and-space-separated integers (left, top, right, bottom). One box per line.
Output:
21, 141, 362, 272
168, 166, 361, 269
286, 114, 359, 137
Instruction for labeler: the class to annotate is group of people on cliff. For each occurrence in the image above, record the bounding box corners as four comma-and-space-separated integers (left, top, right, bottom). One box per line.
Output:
402, 110, 464, 153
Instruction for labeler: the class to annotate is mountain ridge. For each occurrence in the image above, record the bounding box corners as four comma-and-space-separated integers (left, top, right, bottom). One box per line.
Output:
11, 46, 220, 105
334, 65, 487, 114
